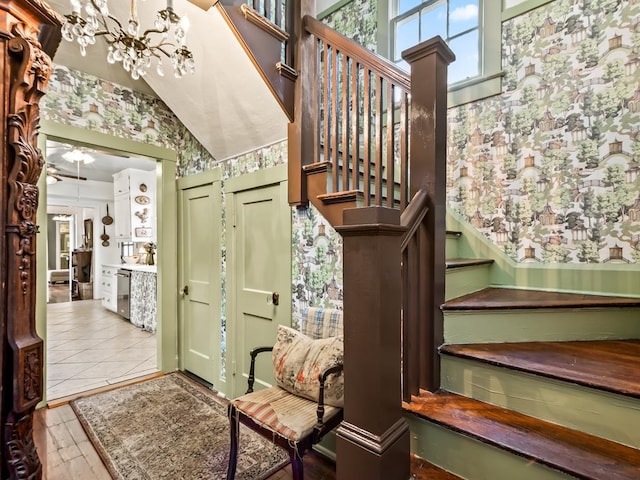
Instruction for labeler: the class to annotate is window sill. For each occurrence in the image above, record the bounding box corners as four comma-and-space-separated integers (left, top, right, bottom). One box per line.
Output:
448, 71, 503, 108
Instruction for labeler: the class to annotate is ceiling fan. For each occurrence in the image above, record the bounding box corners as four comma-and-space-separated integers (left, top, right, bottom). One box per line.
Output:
46, 163, 87, 184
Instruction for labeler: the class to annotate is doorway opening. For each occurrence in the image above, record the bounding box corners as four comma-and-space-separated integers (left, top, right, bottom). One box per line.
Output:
45, 138, 160, 401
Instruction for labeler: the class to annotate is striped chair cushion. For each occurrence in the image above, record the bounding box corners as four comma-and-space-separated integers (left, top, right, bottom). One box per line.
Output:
232, 386, 341, 442
298, 307, 343, 339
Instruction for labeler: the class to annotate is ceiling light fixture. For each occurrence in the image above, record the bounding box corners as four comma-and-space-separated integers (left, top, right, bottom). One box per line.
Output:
61, 0, 195, 79
62, 149, 95, 164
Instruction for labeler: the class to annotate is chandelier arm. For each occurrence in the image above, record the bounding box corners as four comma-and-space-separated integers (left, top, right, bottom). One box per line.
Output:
141, 28, 171, 37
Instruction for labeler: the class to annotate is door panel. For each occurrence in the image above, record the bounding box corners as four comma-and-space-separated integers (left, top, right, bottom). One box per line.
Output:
180, 179, 221, 385
229, 172, 290, 397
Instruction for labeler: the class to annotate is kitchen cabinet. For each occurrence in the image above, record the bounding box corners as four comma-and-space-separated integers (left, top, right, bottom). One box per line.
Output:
101, 265, 118, 312
113, 168, 156, 242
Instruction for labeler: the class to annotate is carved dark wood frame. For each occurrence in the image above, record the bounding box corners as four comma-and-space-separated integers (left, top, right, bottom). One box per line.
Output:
1, 1, 62, 478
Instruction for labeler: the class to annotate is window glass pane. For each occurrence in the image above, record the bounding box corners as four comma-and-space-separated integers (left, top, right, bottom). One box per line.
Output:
399, 0, 422, 13
448, 0, 479, 37
395, 14, 420, 60
421, 3, 447, 41
448, 29, 479, 83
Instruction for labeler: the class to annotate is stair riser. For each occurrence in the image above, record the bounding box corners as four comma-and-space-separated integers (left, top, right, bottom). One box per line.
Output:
443, 309, 640, 344
445, 264, 491, 301
441, 356, 640, 449
406, 416, 573, 480
446, 234, 459, 259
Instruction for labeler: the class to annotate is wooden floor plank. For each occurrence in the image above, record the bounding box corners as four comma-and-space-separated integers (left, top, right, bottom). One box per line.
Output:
443, 287, 640, 310
405, 392, 640, 480
441, 340, 640, 397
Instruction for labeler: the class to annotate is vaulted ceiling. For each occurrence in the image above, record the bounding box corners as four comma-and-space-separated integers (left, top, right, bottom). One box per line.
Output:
45, 0, 289, 162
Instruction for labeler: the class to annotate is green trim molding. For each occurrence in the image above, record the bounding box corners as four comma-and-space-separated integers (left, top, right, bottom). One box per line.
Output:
447, 209, 640, 299
317, 0, 353, 20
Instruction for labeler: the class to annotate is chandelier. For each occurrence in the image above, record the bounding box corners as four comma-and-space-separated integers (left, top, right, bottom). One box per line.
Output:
61, 0, 195, 79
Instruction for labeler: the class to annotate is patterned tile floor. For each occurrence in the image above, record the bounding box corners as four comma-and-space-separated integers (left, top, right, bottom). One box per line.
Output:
46, 298, 158, 401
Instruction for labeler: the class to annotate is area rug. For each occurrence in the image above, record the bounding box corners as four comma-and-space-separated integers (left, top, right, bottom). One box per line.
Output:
70, 374, 289, 480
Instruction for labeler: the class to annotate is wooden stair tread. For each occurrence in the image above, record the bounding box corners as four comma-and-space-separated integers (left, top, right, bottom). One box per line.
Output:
443, 287, 640, 310
441, 340, 640, 398
405, 392, 640, 480
410, 454, 462, 479
446, 258, 493, 269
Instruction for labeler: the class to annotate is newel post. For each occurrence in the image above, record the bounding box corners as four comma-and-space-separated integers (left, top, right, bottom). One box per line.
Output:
335, 207, 409, 480
287, 0, 316, 207
0, 1, 62, 478
401, 38, 454, 392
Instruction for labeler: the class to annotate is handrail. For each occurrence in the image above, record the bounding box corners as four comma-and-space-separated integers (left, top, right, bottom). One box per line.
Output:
400, 188, 429, 251
304, 16, 411, 91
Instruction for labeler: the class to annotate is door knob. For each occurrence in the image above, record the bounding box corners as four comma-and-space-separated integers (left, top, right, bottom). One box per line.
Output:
272, 292, 279, 306
181, 285, 189, 296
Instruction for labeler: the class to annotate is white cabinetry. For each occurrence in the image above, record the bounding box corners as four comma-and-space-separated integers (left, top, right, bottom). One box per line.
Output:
113, 168, 156, 242
101, 265, 118, 312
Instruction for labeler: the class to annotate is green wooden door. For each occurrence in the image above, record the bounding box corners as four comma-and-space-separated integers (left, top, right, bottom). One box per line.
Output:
178, 172, 221, 386
227, 166, 291, 398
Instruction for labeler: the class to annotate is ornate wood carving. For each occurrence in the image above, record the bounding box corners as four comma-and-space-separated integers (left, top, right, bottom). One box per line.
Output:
1, 2, 62, 478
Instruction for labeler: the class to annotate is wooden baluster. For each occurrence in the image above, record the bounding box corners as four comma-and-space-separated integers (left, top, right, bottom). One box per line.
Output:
263, 0, 271, 20
330, 47, 338, 192
399, 90, 408, 210
363, 68, 371, 202
374, 74, 383, 205
312, 37, 320, 165
322, 41, 330, 168
341, 54, 349, 192
386, 82, 394, 208
274, 0, 281, 28
351, 61, 360, 195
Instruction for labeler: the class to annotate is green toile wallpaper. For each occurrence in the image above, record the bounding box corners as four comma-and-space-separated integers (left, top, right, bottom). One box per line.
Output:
43, 65, 215, 174
448, 0, 640, 264
325, 0, 639, 264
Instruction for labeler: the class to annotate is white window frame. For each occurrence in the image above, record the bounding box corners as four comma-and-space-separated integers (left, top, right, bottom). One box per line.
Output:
390, 0, 502, 107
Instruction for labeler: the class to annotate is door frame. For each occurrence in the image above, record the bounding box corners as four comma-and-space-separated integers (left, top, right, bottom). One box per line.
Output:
37, 122, 178, 405
176, 168, 222, 385
224, 164, 290, 399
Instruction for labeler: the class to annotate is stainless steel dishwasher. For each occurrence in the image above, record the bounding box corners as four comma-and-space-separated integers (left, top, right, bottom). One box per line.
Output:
116, 269, 131, 319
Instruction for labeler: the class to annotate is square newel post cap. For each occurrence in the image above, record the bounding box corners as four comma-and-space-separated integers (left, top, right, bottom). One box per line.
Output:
401, 36, 456, 66
337, 206, 406, 236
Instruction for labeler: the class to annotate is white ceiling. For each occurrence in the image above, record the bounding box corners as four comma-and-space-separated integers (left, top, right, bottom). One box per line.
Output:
45, 0, 289, 162
46, 140, 156, 183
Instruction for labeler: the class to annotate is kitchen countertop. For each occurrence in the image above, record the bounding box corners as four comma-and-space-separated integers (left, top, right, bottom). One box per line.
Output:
105, 264, 157, 273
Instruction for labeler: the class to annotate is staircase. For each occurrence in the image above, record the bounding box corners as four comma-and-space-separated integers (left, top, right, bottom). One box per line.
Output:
223, 2, 640, 479
404, 230, 640, 479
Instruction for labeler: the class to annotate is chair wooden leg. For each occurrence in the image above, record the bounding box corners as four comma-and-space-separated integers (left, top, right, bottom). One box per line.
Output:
227, 405, 239, 480
290, 449, 304, 480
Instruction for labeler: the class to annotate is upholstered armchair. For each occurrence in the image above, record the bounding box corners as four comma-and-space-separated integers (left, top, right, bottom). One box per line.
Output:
226, 307, 344, 480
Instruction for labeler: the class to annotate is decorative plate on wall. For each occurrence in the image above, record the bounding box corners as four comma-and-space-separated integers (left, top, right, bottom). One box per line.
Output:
135, 195, 150, 205
135, 227, 152, 237
139, 183, 148, 192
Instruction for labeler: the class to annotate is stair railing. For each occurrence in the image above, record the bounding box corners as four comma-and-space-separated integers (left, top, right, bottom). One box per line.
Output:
243, 0, 294, 65
288, 10, 453, 404
400, 187, 433, 400
299, 15, 411, 209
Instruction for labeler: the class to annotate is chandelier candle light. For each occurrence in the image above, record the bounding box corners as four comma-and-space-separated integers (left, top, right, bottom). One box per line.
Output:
62, 0, 195, 79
